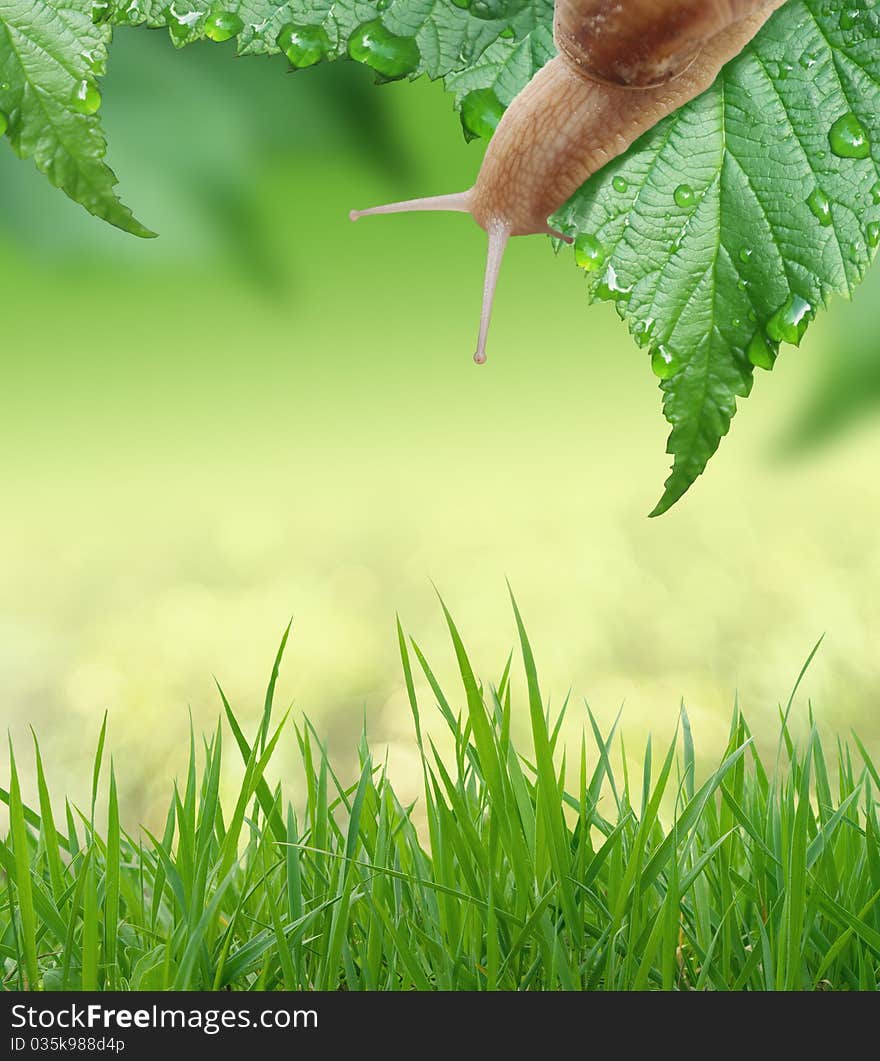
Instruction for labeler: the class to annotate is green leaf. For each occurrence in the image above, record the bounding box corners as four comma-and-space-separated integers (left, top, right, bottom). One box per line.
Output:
0, 0, 154, 235
445, 24, 554, 108
127, 0, 553, 82
555, 1, 880, 512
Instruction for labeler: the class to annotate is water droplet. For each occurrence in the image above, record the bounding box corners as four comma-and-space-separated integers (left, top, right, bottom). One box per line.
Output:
839, 7, 860, 30
459, 88, 504, 142
91, 0, 113, 23
799, 51, 818, 70
71, 79, 101, 116
748, 331, 777, 371
574, 233, 606, 273
594, 263, 631, 302
739, 248, 753, 264
829, 112, 871, 160
204, 10, 243, 42
0, 110, 7, 137
276, 23, 330, 68
651, 345, 682, 380
348, 20, 420, 79
766, 294, 813, 346
807, 186, 832, 226
469, 0, 525, 20
499, 25, 515, 38
450, 0, 469, 7
123, 0, 143, 24
376, 0, 391, 9
633, 317, 655, 347
868, 221, 880, 249
80, 49, 103, 74
165, 4, 202, 43
674, 183, 696, 209
871, 181, 880, 205
612, 176, 628, 194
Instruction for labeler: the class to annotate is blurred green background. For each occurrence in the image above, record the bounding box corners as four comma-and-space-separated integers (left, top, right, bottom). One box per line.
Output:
2, 29, 880, 825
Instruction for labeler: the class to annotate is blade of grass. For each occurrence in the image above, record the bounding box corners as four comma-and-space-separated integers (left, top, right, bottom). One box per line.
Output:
7, 740, 39, 987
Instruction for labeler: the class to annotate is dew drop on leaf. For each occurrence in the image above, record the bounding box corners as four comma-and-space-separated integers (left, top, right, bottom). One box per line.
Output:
839, 7, 860, 30
747, 330, 777, 370
674, 184, 696, 209
122, 0, 143, 24
81, 49, 102, 74
651, 345, 681, 380
468, 0, 526, 20
806, 186, 832, 226
0, 111, 7, 137
71, 79, 101, 116
91, 0, 113, 23
739, 248, 753, 264
459, 88, 504, 142
612, 176, 628, 194
165, 5, 202, 44
594, 263, 631, 302
204, 10, 243, 42
276, 24, 330, 68
574, 233, 606, 272
633, 317, 655, 347
829, 112, 871, 160
871, 181, 880, 205
348, 20, 420, 79
868, 221, 880, 249
766, 295, 813, 346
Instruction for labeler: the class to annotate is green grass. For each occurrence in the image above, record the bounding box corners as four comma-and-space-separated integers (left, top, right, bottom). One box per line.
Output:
2, 601, 880, 991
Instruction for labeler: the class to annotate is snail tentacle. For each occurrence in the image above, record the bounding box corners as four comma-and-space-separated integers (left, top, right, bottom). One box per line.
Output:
474, 221, 511, 365
349, 190, 473, 221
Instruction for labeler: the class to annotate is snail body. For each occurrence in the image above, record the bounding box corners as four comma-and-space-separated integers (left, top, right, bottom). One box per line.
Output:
351, 0, 787, 363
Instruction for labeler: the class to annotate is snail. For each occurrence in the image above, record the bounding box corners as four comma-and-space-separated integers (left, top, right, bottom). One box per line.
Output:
350, 0, 787, 363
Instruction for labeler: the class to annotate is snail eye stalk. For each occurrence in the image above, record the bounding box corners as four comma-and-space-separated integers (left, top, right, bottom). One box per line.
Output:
349, 190, 473, 221
474, 222, 510, 366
